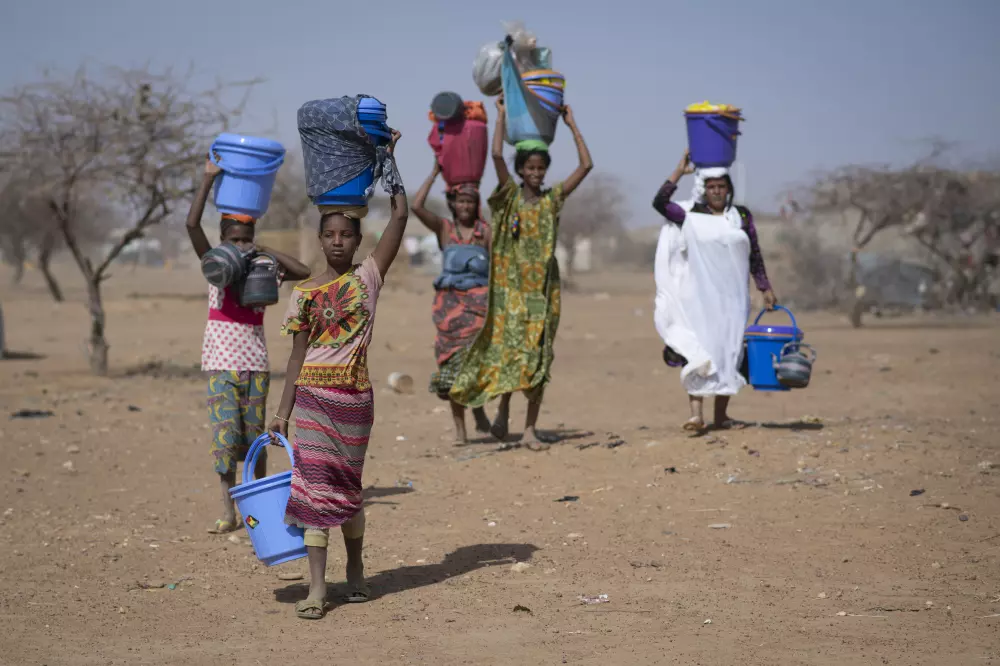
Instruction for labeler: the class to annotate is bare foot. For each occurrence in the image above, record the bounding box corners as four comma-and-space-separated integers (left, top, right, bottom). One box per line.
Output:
490, 412, 509, 442
472, 407, 492, 435
522, 427, 554, 452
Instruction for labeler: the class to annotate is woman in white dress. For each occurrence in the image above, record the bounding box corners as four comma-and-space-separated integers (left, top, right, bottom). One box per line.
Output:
652, 150, 778, 432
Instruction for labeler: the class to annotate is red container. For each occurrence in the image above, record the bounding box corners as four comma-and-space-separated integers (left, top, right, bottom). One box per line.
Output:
427, 102, 488, 187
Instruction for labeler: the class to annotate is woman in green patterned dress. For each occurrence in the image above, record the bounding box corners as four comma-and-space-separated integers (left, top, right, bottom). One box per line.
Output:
450, 97, 593, 451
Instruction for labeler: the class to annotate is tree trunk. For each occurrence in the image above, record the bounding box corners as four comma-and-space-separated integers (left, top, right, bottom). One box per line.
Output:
86, 277, 109, 375
38, 232, 64, 302
846, 250, 864, 328
11, 259, 24, 285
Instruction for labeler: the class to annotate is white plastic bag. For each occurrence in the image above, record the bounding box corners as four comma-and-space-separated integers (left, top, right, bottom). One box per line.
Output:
472, 41, 504, 96
501, 20, 538, 72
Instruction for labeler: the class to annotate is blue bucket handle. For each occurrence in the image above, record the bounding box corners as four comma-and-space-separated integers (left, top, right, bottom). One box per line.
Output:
210, 144, 285, 177
242, 432, 294, 485
752, 305, 800, 333
704, 115, 742, 139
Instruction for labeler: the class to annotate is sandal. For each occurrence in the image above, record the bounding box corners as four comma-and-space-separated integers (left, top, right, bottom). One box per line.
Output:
207, 518, 239, 534
345, 585, 371, 604
682, 418, 707, 433
295, 598, 327, 619
714, 419, 750, 431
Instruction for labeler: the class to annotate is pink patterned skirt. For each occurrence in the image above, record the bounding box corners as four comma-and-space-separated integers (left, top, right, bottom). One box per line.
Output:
284, 385, 373, 530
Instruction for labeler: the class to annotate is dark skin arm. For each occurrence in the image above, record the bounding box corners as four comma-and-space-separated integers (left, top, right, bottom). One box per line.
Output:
559, 105, 593, 198
267, 330, 308, 441
372, 129, 409, 279
410, 160, 444, 236
185, 159, 220, 259
255, 245, 310, 281
492, 97, 511, 189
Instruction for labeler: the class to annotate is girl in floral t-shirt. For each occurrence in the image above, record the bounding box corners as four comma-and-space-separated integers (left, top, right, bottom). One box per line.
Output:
268, 129, 408, 620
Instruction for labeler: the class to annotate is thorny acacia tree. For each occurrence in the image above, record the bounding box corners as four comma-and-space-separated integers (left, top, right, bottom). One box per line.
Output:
0, 66, 257, 374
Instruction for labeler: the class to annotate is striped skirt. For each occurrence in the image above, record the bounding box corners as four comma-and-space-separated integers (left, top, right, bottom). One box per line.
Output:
284, 385, 374, 531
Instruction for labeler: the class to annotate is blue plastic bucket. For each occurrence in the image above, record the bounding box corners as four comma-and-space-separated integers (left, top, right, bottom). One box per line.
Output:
313, 165, 375, 207
685, 113, 741, 168
527, 84, 564, 112
744, 306, 804, 392
210, 133, 286, 218
358, 97, 387, 122
229, 433, 306, 566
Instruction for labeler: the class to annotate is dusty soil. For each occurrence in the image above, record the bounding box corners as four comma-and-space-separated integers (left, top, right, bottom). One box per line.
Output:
1, 261, 998, 665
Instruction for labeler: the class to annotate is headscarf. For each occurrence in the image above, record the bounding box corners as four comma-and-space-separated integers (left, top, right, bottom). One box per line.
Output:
220, 213, 255, 235
445, 182, 482, 221
692, 167, 730, 205
446, 182, 480, 198
514, 139, 549, 153
688, 167, 742, 230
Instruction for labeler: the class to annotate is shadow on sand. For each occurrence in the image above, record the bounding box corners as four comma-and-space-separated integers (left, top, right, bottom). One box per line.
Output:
273, 542, 539, 608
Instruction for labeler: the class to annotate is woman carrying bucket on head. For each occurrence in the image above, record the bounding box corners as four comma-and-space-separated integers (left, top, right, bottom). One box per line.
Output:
186, 157, 311, 535
412, 97, 493, 445
268, 129, 407, 620
652, 147, 777, 432
449, 96, 593, 451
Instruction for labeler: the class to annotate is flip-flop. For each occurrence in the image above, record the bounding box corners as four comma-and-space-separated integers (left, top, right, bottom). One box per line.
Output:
344, 585, 371, 604
295, 598, 327, 619
207, 518, 239, 534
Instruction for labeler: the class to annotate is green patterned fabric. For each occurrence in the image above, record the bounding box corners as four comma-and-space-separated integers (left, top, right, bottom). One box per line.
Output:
450, 179, 563, 408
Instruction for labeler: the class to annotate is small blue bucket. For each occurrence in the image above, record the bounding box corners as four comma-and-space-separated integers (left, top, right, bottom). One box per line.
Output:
210, 133, 286, 218
229, 433, 306, 566
313, 166, 375, 207
744, 306, 804, 392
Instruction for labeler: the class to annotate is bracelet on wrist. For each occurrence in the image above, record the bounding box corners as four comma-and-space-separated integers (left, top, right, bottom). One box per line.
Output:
273, 414, 289, 423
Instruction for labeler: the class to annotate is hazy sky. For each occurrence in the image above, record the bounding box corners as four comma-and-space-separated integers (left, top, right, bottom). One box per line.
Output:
2, 0, 998, 223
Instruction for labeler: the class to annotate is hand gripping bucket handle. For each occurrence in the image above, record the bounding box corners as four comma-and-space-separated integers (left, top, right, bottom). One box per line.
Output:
752, 305, 799, 332
210, 144, 285, 177
243, 432, 293, 485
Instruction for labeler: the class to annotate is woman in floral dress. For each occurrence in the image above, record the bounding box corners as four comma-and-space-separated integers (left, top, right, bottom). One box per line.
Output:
451, 98, 593, 451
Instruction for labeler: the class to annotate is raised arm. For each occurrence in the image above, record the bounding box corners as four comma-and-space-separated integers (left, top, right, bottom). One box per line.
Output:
185, 158, 220, 259
559, 106, 593, 199
410, 160, 444, 235
492, 97, 511, 188
256, 245, 311, 281
652, 149, 692, 224
372, 130, 409, 279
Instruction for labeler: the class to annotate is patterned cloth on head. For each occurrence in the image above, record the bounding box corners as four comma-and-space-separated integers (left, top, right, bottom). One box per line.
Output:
450, 180, 564, 407
297, 95, 403, 200
207, 371, 269, 475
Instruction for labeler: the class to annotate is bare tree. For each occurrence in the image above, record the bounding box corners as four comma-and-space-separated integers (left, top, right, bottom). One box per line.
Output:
559, 172, 627, 280
0, 66, 256, 374
802, 145, 999, 325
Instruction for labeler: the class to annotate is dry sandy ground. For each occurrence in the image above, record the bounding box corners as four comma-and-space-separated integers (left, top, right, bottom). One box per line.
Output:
1, 262, 998, 666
